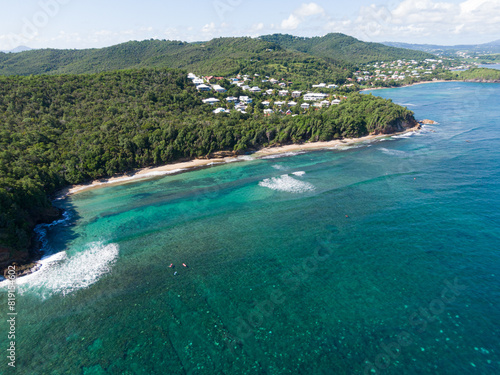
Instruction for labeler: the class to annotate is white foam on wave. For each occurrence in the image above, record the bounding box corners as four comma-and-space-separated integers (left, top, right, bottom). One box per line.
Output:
391, 132, 414, 139
12, 242, 119, 299
272, 164, 286, 170
59, 169, 188, 198
379, 148, 407, 156
261, 151, 305, 160
225, 155, 255, 163
292, 171, 306, 176
259, 174, 315, 193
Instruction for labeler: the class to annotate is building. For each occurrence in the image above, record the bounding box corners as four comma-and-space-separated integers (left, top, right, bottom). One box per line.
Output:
304, 93, 328, 101
278, 90, 289, 97
262, 101, 271, 106
291, 91, 302, 98
239, 96, 252, 104
197, 84, 211, 92
212, 85, 227, 93
287, 101, 297, 107
249, 86, 262, 93
213, 108, 229, 114
226, 96, 239, 102
264, 109, 274, 115
301, 103, 310, 109
202, 98, 220, 105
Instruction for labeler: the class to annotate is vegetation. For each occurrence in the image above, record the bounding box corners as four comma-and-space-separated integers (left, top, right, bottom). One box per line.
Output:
0, 68, 416, 264
0, 38, 353, 85
456, 68, 500, 81
260, 34, 436, 65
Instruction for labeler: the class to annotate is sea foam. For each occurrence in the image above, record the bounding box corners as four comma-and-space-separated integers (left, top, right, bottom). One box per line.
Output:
14, 242, 119, 299
261, 151, 305, 160
259, 174, 315, 193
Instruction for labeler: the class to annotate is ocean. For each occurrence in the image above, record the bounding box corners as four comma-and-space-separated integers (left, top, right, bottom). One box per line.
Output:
1, 82, 499, 374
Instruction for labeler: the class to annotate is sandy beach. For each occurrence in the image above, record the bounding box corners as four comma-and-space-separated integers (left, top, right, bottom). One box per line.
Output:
58, 125, 421, 198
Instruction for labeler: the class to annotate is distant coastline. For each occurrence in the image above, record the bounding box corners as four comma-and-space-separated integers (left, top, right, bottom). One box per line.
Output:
359, 79, 461, 92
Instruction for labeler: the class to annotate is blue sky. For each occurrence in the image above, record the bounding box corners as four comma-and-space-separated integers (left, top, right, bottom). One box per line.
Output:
0, 0, 499, 50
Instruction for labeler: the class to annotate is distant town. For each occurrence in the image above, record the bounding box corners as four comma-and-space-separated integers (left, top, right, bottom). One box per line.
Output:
188, 57, 475, 115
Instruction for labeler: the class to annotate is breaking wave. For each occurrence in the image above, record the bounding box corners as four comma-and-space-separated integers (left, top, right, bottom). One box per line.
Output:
15, 242, 119, 299
261, 151, 306, 160
259, 174, 315, 193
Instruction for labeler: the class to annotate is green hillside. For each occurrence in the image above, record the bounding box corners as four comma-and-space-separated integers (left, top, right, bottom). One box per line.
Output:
260, 33, 437, 64
0, 38, 352, 84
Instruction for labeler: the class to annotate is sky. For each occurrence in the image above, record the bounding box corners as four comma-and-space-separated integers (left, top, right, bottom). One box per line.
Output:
0, 0, 499, 51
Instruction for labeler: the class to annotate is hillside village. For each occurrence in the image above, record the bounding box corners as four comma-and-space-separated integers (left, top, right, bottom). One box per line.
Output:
188, 72, 344, 115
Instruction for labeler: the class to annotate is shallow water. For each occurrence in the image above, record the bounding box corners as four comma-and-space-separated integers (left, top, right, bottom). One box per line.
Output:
1, 82, 499, 374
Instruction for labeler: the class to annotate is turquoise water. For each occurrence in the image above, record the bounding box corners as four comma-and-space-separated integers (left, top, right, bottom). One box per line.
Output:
1, 82, 500, 374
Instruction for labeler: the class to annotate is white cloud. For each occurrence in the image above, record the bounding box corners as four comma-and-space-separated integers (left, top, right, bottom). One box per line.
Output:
281, 14, 301, 30
202, 22, 217, 34
280, 2, 326, 30
295, 2, 325, 17
326, 0, 500, 43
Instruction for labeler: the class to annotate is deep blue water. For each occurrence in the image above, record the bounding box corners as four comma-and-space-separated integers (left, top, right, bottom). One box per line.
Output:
1, 82, 499, 374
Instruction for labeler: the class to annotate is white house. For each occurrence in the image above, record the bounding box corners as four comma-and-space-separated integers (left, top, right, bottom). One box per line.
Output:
193, 78, 204, 85
197, 84, 211, 92
187, 73, 197, 79
278, 90, 289, 97
239, 96, 252, 103
301, 103, 310, 109
213, 85, 227, 93
226, 96, 239, 102
262, 101, 271, 106
264, 109, 274, 115
320, 100, 330, 107
304, 93, 327, 101
274, 101, 285, 107
265, 89, 274, 95
249, 86, 262, 93
202, 98, 220, 105
312, 83, 327, 88
327, 84, 338, 89
213, 108, 229, 114
270, 78, 279, 84
287, 101, 297, 107
331, 99, 341, 105
291, 91, 302, 98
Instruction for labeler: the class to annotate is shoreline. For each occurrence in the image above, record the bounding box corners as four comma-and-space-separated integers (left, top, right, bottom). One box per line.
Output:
59, 125, 422, 198
360, 79, 461, 92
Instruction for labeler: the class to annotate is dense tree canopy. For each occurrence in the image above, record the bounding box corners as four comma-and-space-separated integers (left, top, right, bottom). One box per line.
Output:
0, 68, 416, 264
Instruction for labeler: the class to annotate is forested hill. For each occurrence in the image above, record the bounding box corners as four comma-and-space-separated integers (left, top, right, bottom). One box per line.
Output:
0, 68, 417, 270
0, 34, 435, 78
0, 37, 350, 83
260, 33, 437, 64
